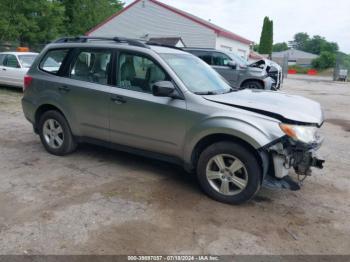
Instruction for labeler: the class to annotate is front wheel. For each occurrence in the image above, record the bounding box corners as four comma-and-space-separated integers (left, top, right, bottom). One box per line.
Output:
241, 80, 264, 90
197, 142, 261, 204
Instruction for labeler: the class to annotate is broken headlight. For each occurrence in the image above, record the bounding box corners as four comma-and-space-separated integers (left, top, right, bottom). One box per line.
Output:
279, 124, 318, 144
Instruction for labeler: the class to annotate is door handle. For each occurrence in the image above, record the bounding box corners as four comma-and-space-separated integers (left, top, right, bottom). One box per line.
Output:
58, 85, 70, 93
111, 95, 126, 104
1, 68, 6, 71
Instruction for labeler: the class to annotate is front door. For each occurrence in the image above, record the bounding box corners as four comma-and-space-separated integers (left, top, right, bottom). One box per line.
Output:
109, 52, 187, 157
212, 52, 239, 87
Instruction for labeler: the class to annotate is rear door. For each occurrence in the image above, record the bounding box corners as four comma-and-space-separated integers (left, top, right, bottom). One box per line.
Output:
211, 52, 239, 86
57, 48, 113, 140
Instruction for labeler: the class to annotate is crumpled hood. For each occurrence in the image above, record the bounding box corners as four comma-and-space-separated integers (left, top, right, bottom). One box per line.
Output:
204, 89, 324, 126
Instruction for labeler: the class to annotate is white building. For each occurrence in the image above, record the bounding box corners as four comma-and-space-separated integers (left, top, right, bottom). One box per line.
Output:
86, 0, 252, 59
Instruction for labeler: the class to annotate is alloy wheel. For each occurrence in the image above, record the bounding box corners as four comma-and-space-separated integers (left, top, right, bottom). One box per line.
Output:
43, 119, 64, 149
205, 154, 248, 196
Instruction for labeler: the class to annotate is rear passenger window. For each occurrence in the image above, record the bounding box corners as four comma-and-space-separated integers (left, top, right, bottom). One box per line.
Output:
191, 51, 213, 65
69, 50, 111, 85
4, 55, 20, 68
40, 49, 68, 74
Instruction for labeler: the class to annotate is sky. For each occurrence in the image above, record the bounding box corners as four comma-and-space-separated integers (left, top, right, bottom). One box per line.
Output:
123, 0, 350, 53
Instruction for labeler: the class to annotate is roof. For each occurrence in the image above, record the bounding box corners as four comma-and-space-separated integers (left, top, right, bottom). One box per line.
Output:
0, 52, 38, 55
272, 49, 319, 59
86, 0, 253, 45
148, 37, 185, 47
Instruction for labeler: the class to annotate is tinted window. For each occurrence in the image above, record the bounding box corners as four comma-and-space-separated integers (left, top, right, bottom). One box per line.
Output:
212, 52, 231, 66
18, 54, 37, 68
190, 51, 213, 65
40, 49, 68, 74
118, 53, 168, 93
69, 50, 111, 85
0, 54, 5, 65
4, 55, 19, 68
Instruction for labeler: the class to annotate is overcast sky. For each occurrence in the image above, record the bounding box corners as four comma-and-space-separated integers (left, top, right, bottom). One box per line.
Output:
123, 0, 350, 53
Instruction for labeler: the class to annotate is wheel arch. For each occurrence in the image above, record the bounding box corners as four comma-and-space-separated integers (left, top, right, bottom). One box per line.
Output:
240, 78, 264, 89
34, 104, 67, 133
189, 133, 262, 171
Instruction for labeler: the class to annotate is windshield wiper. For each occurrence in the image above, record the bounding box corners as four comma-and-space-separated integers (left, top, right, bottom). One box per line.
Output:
194, 91, 219, 95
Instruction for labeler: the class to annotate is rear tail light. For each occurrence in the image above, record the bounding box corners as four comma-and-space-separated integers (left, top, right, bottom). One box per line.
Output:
23, 75, 33, 91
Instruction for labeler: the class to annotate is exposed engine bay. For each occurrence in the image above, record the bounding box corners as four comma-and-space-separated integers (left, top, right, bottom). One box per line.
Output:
249, 59, 283, 90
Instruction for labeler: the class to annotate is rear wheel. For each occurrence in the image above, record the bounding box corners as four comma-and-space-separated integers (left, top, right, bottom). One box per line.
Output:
38, 110, 77, 156
241, 80, 264, 90
197, 142, 261, 204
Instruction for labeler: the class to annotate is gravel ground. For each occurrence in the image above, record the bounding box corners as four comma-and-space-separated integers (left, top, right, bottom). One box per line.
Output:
0, 78, 349, 255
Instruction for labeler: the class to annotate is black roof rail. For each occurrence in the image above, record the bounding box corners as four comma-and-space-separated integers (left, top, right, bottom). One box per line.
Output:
53, 36, 150, 49
146, 42, 184, 51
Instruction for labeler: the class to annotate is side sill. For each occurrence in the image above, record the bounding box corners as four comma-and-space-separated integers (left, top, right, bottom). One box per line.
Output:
77, 136, 185, 169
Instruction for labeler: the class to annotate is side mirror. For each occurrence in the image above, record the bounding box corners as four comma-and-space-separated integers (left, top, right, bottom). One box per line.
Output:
152, 81, 175, 97
227, 61, 237, 69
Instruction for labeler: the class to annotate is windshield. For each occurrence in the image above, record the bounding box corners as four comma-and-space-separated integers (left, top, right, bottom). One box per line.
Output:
18, 55, 37, 68
160, 53, 231, 94
227, 52, 248, 66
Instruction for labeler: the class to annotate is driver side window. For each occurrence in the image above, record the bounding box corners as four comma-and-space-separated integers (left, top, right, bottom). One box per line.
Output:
212, 52, 231, 67
117, 53, 168, 93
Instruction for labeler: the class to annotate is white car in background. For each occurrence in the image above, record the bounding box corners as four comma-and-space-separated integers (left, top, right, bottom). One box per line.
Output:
0, 52, 38, 88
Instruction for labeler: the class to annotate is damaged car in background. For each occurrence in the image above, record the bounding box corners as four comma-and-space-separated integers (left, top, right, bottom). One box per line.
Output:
184, 48, 283, 90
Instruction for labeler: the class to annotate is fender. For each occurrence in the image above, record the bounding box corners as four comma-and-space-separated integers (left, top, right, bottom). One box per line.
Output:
183, 115, 281, 165
33, 90, 81, 136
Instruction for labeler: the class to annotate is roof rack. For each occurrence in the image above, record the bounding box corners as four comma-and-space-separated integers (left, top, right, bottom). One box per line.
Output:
53, 36, 150, 49
146, 42, 184, 51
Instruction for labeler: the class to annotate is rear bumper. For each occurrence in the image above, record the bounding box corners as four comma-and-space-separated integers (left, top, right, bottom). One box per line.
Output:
21, 97, 36, 124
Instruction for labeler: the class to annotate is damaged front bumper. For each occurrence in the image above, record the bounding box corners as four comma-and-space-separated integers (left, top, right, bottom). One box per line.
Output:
261, 136, 325, 190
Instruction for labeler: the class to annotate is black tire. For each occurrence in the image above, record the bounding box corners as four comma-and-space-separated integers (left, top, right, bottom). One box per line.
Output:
241, 80, 264, 90
38, 110, 77, 156
197, 141, 261, 204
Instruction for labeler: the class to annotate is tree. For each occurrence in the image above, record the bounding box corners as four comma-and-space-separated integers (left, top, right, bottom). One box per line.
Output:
61, 0, 124, 36
293, 33, 339, 55
294, 32, 309, 50
0, 0, 65, 46
259, 17, 273, 55
273, 42, 288, 52
312, 51, 336, 69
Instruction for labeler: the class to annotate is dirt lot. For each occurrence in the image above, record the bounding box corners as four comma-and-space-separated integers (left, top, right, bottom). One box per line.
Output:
0, 78, 349, 255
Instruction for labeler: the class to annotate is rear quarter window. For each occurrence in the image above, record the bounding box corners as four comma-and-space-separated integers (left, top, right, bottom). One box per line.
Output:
39, 49, 69, 74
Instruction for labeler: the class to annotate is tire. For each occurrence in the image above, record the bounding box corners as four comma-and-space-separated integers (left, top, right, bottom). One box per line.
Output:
197, 141, 261, 204
38, 110, 77, 156
241, 80, 264, 90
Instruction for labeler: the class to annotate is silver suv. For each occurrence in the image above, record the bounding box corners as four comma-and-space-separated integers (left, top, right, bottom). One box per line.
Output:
22, 36, 324, 204
184, 48, 282, 90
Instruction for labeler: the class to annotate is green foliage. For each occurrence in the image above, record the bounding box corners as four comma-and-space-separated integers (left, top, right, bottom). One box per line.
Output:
273, 42, 288, 52
62, 0, 124, 36
0, 0, 65, 45
293, 33, 339, 55
311, 51, 336, 69
288, 65, 309, 74
252, 44, 259, 52
259, 17, 273, 55
0, 0, 124, 47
